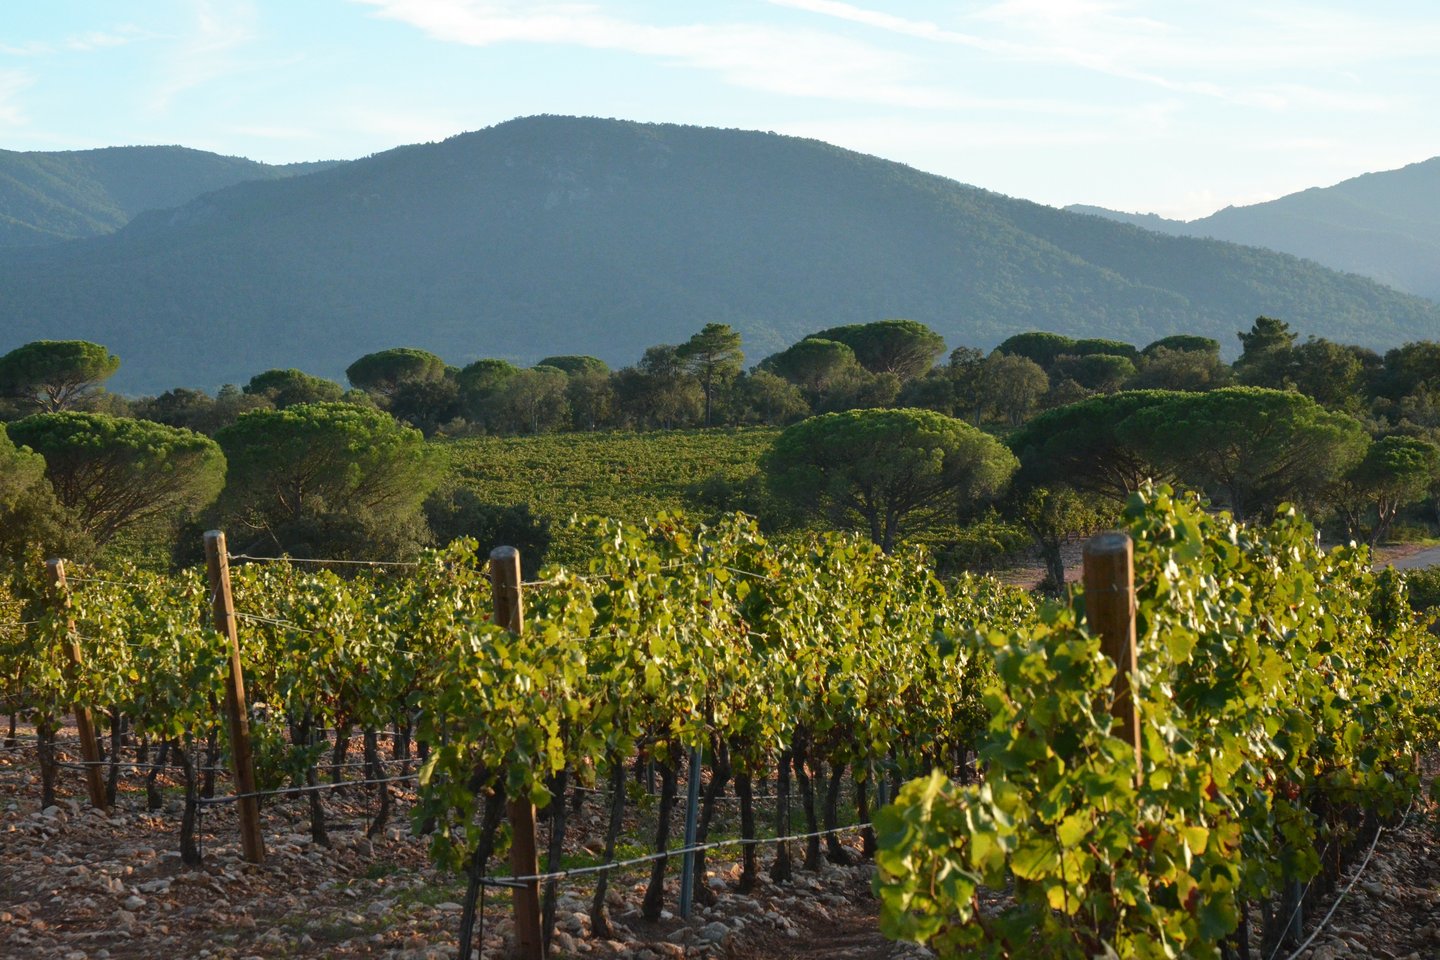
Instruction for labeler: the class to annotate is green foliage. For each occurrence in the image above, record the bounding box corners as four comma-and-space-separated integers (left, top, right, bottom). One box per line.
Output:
995, 332, 1076, 369
0, 425, 89, 565
979, 353, 1049, 426
423, 488, 551, 578
1234, 316, 1298, 387
677, 323, 744, 426
1376, 341, 1440, 401
876, 486, 1438, 958
1330, 435, 1440, 544
243, 368, 345, 408
1128, 346, 1229, 392
537, 355, 609, 376
1287, 338, 1375, 410
764, 408, 1018, 552
485, 366, 570, 434
0, 424, 46, 510
1071, 338, 1138, 360
443, 428, 777, 564
130, 385, 270, 436
456, 359, 520, 426
760, 338, 860, 391
728, 370, 810, 426
1121, 387, 1369, 519
1052, 353, 1135, 392
809, 320, 946, 381
8, 412, 224, 547
215, 402, 440, 560
1009, 391, 1181, 500
345, 348, 447, 398
1141, 335, 1219, 357
1402, 567, 1440, 618
0, 340, 120, 413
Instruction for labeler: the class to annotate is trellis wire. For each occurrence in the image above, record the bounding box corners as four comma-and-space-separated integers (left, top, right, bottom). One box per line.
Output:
480, 821, 871, 888
1273, 800, 1416, 960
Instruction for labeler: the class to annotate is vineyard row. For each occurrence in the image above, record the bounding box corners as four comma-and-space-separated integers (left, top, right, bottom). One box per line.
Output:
2, 488, 1438, 959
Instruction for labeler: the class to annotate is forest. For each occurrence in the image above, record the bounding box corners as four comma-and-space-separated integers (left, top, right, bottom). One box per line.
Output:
1, 314, 1438, 594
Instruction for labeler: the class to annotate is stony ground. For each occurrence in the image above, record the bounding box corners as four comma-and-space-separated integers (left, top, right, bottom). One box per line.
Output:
1288, 799, 1440, 960
0, 736, 924, 960
4, 734, 1438, 960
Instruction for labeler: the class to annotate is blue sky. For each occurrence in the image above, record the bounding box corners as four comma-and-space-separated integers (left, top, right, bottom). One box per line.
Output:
4, 1, 1438, 218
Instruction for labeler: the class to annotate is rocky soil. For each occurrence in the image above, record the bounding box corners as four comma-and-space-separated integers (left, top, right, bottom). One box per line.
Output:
0, 735, 922, 960
4, 736, 1438, 960
1286, 800, 1440, 960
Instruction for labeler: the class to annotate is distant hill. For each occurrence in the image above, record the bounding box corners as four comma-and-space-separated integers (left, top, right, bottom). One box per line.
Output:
1066, 157, 1440, 301
2, 116, 1438, 394
0, 145, 337, 246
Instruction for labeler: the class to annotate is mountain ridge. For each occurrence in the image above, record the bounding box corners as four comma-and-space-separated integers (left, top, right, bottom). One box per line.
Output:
1066, 156, 1440, 301
0, 144, 338, 246
2, 116, 1436, 394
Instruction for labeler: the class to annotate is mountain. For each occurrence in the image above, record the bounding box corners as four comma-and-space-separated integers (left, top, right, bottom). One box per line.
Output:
0, 145, 337, 246
1065, 205, 1190, 235
1066, 157, 1440, 302
2, 116, 1438, 394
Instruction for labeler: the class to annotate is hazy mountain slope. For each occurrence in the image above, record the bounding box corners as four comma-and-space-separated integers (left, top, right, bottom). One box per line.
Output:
1066, 157, 1440, 301
1, 116, 1436, 394
1064, 205, 1190, 236
0, 145, 337, 246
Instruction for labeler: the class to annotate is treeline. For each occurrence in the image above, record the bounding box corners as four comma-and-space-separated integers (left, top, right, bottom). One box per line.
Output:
1, 314, 1439, 580
85, 316, 1440, 443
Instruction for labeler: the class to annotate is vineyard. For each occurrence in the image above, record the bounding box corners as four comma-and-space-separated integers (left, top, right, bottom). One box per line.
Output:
1, 487, 1437, 959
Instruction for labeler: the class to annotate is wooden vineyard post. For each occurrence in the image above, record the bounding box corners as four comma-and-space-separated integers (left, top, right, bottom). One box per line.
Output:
47, 560, 109, 811
204, 531, 266, 865
491, 546, 543, 960
1082, 533, 1142, 773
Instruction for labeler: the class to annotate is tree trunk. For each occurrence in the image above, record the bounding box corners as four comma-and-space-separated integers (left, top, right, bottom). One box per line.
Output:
770, 750, 793, 884
37, 719, 57, 811
457, 784, 507, 960
641, 760, 679, 921
541, 768, 570, 954
822, 761, 853, 865
736, 770, 758, 892
330, 718, 351, 790
792, 743, 821, 871
201, 725, 219, 800
174, 737, 202, 867
590, 757, 627, 940
106, 708, 122, 807
146, 739, 169, 811
364, 728, 390, 839
692, 739, 731, 907
856, 764, 875, 858
298, 714, 329, 847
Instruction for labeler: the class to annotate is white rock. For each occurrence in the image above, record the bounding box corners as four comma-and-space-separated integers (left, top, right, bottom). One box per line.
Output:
698, 921, 730, 943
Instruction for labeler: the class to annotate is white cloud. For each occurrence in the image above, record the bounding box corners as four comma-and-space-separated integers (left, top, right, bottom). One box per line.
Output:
149, 0, 261, 111
350, 0, 960, 110
1, 24, 152, 57
773, 0, 1431, 113
0, 71, 33, 128
64, 26, 152, 52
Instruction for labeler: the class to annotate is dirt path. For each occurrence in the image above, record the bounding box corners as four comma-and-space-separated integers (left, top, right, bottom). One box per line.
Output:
1377, 543, 1440, 571
728, 891, 899, 960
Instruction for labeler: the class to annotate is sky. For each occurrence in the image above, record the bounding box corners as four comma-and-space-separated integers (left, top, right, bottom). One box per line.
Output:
4, 1, 1439, 219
